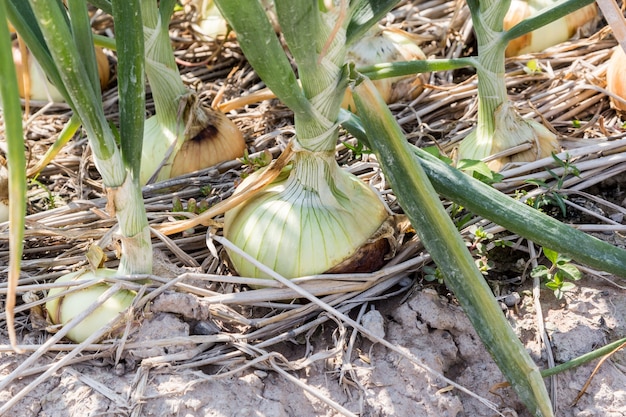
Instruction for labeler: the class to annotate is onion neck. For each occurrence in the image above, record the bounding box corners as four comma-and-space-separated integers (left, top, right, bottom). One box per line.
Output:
293, 6, 348, 153
141, 0, 188, 128
470, 0, 511, 147
110, 174, 153, 275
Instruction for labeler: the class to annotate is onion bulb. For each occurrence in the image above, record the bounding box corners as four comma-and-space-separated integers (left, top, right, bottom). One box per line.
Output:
458, 102, 558, 171
223, 150, 389, 279
504, 0, 597, 57
607, 46, 626, 112
342, 27, 427, 110
12, 41, 110, 103
188, 0, 230, 39
139, 96, 246, 185
45, 268, 135, 343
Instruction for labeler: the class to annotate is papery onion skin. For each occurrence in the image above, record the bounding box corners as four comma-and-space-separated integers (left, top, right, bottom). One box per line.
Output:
224, 151, 389, 280
170, 107, 246, 178
140, 100, 245, 185
45, 268, 135, 343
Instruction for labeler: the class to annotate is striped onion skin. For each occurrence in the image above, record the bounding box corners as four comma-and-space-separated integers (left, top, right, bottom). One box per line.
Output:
224, 150, 388, 279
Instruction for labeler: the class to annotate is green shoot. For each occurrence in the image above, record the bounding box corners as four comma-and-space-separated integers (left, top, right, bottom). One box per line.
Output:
524, 153, 580, 216
342, 140, 372, 160
239, 149, 273, 178
457, 159, 505, 185
423, 265, 445, 285
531, 247, 583, 299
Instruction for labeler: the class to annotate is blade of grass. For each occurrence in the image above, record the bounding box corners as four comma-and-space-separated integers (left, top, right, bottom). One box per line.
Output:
27, 115, 81, 178
0, 0, 27, 352
540, 336, 626, 378
351, 75, 553, 417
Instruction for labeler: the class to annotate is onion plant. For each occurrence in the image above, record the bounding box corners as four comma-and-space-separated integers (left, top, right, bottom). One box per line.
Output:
456, 0, 597, 171
5, 0, 247, 344
3, 0, 148, 345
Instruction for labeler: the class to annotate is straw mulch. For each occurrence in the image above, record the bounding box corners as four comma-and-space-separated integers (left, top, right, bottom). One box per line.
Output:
1, 1, 626, 416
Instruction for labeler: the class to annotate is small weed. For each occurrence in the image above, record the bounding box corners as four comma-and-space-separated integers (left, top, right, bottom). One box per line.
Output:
457, 158, 504, 185
172, 196, 209, 217
423, 146, 504, 185
523, 59, 542, 75
343, 140, 372, 159
29, 178, 57, 210
423, 265, 445, 284
239, 149, 273, 178
451, 203, 473, 230
423, 146, 453, 165
200, 185, 212, 196
524, 152, 580, 216
466, 225, 505, 276
531, 247, 582, 299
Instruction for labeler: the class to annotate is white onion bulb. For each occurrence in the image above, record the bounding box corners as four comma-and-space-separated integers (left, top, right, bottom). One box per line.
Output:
458, 102, 558, 171
343, 27, 427, 110
12, 42, 110, 103
504, 0, 597, 57
224, 151, 388, 279
45, 268, 135, 343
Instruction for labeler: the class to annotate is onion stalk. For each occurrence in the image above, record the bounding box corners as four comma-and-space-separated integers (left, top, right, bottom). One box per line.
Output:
139, 0, 245, 185
350, 73, 554, 417
0, 158, 8, 223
